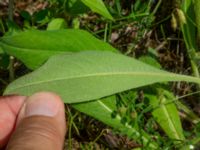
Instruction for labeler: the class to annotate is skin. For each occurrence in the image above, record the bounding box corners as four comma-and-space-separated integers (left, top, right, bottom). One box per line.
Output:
0, 92, 67, 150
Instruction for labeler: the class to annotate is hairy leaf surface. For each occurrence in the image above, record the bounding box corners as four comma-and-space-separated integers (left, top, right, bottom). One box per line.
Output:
4, 51, 200, 103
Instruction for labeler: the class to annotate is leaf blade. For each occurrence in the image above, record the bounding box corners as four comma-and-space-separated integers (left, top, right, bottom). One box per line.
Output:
0, 29, 116, 69
4, 51, 200, 103
47, 18, 67, 30
146, 91, 185, 142
72, 97, 158, 149
81, 0, 113, 20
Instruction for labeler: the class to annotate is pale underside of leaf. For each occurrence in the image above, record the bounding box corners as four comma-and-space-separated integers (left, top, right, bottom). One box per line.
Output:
4, 51, 200, 103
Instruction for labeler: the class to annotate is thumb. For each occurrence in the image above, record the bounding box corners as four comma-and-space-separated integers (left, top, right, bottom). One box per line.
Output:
6, 92, 66, 150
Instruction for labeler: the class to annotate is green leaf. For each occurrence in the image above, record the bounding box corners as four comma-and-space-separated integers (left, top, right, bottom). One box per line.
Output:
194, 0, 200, 40
72, 97, 158, 149
67, 0, 89, 15
33, 9, 48, 22
139, 56, 161, 69
0, 46, 3, 54
47, 18, 67, 30
176, 100, 200, 124
20, 11, 32, 21
0, 53, 9, 69
81, 0, 114, 20
0, 36, 8, 69
146, 90, 185, 142
0, 29, 116, 69
181, 1, 197, 52
4, 51, 200, 103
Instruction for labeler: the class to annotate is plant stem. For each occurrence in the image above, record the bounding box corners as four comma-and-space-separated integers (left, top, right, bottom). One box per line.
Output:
0, 19, 5, 33
8, 56, 15, 81
8, 0, 15, 81
194, 0, 200, 42
181, 1, 200, 80
152, 0, 162, 15
191, 60, 200, 78
0, 78, 8, 85
8, 0, 14, 21
104, 23, 108, 42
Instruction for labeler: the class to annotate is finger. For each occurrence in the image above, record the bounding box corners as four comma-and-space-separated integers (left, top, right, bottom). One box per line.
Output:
0, 95, 26, 148
6, 92, 67, 150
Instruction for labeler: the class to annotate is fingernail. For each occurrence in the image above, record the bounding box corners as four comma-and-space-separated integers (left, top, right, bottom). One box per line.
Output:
25, 92, 59, 117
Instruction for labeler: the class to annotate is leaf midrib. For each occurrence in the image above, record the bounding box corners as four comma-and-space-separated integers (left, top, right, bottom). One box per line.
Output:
160, 102, 183, 139
97, 100, 157, 148
97, 100, 135, 129
7, 71, 186, 92
0, 41, 73, 53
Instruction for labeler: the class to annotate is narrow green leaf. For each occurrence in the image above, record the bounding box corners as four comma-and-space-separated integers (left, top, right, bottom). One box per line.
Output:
4, 51, 200, 103
139, 56, 161, 69
72, 97, 158, 149
81, 0, 114, 20
146, 90, 185, 142
33, 9, 48, 22
194, 0, 200, 40
176, 100, 200, 124
181, 1, 197, 52
20, 11, 32, 21
0, 29, 116, 69
181, 1, 200, 85
67, 0, 89, 15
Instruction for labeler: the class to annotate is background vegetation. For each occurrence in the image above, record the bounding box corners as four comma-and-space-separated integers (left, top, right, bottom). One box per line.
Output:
0, 0, 200, 149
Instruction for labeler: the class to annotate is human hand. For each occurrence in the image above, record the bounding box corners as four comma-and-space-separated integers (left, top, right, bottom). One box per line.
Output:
0, 92, 66, 150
